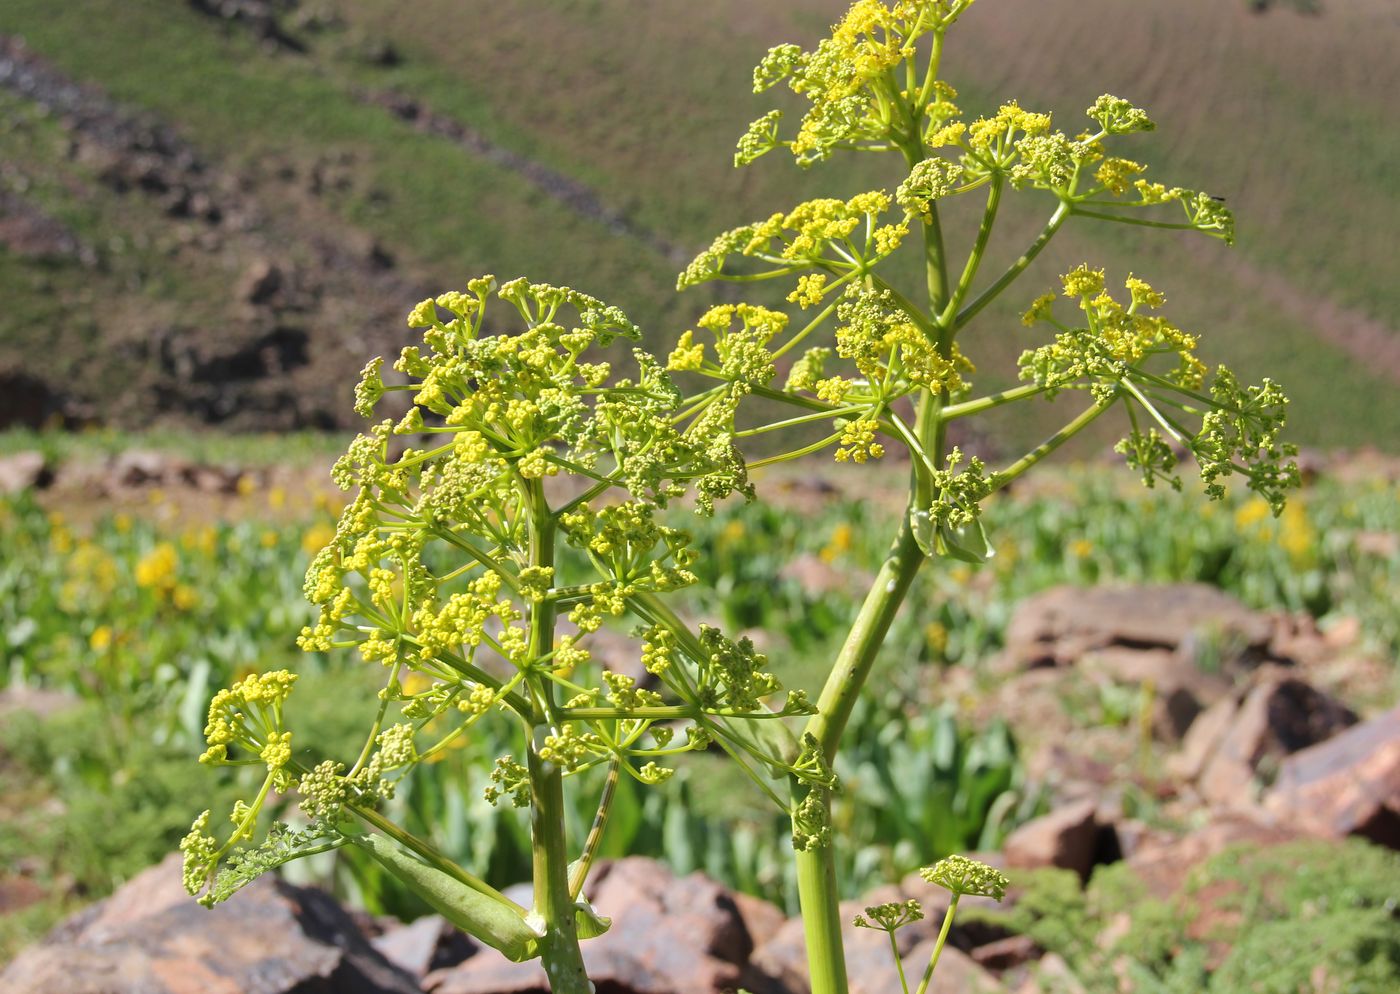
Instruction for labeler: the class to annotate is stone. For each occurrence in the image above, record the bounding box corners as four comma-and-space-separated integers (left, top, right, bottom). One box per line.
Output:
1265, 706, 1400, 847
970, 934, 1040, 971
0, 853, 419, 994
0, 451, 49, 494
748, 898, 1002, 994
372, 914, 477, 980
427, 857, 754, 994
731, 890, 788, 952
1000, 583, 1273, 671
110, 449, 183, 487
239, 258, 284, 306
1001, 800, 1101, 880
1176, 674, 1358, 807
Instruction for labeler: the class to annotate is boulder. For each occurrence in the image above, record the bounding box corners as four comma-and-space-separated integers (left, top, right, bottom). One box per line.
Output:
426, 857, 759, 994
1078, 645, 1230, 740
1000, 583, 1273, 671
0, 451, 49, 494
1001, 801, 1102, 881
0, 853, 419, 994
749, 898, 1002, 994
1172, 673, 1358, 807
1265, 706, 1400, 847
372, 914, 478, 980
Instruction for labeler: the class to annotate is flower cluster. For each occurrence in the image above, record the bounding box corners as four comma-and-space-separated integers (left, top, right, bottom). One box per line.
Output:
1020, 270, 1298, 512
678, 192, 906, 291
740, 1, 979, 166
186, 277, 833, 911
919, 854, 1010, 901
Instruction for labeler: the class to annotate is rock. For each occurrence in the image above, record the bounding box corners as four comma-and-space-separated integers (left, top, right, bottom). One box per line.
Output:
0, 853, 419, 994
749, 899, 1002, 994
372, 914, 477, 980
0, 875, 46, 915
1001, 800, 1101, 880
970, 934, 1039, 971
0, 686, 78, 720
110, 449, 182, 487
427, 857, 754, 994
0, 450, 50, 494
1000, 584, 1273, 671
1174, 674, 1358, 807
239, 258, 284, 306
731, 891, 788, 953
1267, 613, 1332, 667
1265, 706, 1400, 847
899, 941, 1006, 993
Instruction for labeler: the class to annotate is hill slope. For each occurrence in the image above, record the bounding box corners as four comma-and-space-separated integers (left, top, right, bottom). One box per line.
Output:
0, 0, 1395, 450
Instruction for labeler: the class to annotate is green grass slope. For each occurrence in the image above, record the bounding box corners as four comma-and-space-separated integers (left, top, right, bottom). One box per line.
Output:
0, 0, 1395, 449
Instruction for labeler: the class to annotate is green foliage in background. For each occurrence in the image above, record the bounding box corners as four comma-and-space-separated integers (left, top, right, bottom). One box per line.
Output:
974, 839, 1400, 993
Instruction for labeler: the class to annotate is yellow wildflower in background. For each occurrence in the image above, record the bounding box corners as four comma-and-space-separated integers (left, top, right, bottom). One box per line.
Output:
923, 621, 948, 655
302, 522, 336, 555
89, 625, 114, 652
1278, 501, 1317, 567
135, 542, 179, 591
820, 522, 854, 563
1234, 497, 1271, 530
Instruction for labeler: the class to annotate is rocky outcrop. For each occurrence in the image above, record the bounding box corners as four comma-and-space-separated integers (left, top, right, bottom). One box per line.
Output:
1265, 706, 1400, 847
0, 853, 419, 994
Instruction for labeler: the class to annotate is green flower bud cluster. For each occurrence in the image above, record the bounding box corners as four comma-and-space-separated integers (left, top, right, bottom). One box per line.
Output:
919, 854, 1010, 901
852, 899, 925, 932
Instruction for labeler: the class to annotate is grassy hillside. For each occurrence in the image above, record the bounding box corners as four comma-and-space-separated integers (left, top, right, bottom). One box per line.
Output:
0, 0, 1395, 450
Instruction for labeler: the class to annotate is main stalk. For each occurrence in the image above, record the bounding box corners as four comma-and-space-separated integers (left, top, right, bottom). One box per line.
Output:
524, 480, 590, 994
792, 131, 951, 994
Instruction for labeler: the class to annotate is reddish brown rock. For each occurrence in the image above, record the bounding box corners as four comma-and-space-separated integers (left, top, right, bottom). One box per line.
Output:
426, 857, 756, 994
0, 853, 419, 994
1265, 706, 1400, 847
748, 894, 1002, 994
372, 914, 477, 980
1001, 801, 1101, 880
0, 451, 49, 494
999, 583, 1273, 671
1174, 674, 1357, 807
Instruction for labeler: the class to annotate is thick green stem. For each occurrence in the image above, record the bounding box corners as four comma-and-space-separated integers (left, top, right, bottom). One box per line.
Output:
523, 480, 590, 994
529, 744, 588, 992
792, 134, 956, 989
793, 423, 932, 994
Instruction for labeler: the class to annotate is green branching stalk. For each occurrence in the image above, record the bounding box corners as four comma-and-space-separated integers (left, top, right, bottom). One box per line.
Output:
183, 8, 1299, 994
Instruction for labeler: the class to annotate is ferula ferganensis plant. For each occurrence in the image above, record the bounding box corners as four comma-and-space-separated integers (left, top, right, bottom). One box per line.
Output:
183, 4, 1298, 993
